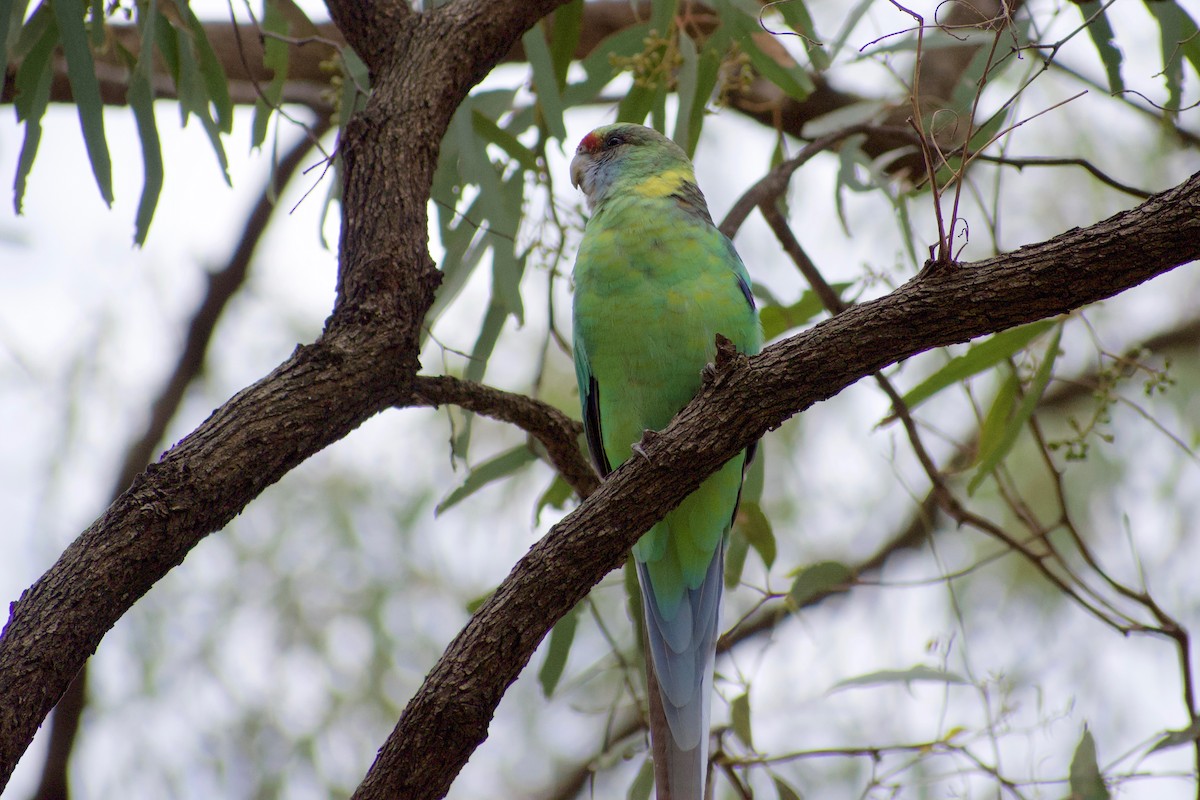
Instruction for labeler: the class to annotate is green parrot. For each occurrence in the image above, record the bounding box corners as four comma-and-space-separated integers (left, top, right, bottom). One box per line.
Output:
570, 123, 762, 799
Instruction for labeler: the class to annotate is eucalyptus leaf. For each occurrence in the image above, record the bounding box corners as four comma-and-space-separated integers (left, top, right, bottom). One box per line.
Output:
1068, 728, 1110, 800
831, 665, 968, 692
538, 601, 580, 697
51, 0, 113, 204
436, 445, 538, 515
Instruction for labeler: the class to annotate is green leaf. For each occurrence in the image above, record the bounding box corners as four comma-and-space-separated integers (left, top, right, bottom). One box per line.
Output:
788, 561, 852, 608
680, 29, 725, 157
672, 31, 700, 153
12, 12, 57, 214
968, 324, 1063, 494
724, 525, 750, 589
128, 0, 163, 244
535, 474, 574, 524
548, 0, 582, 87
86, 0, 101, 47
471, 111, 539, 172
773, 0, 829, 71
252, 0, 290, 149
453, 299, 509, 458
51, 0, 113, 204
716, 0, 812, 100
436, 445, 538, 515
736, 501, 775, 569
895, 319, 1057, 414
0, 0, 31, 79
173, 23, 230, 182
832, 665, 968, 691
731, 692, 754, 749
1068, 728, 1110, 800
179, 1, 233, 133
465, 589, 493, 614
1077, 2, 1123, 94
538, 601, 580, 697
523, 21, 567, 141
627, 757, 655, 800
617, 81, 658, 125
563, 22, 652, 107
772, 775, 805, 800
759, 285, 851, 341
1148, 720, 1200, 755
1146, 1, 1200, 115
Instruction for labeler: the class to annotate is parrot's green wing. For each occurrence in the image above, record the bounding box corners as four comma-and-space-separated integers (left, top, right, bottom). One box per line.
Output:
570, 123, 762, 800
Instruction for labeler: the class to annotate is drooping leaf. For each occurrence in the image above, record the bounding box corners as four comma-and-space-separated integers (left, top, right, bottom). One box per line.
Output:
968, 324, 1063, 494
628, 757, 655, 800
831, 665, 968, 691
179, 1, 233, 133
680, 27, 726, 157
252, 0, 290, 149
12, 12, 57, 213
523, 21, 567, 141
736, 501, 775, 569
1068, 728, 1110, 800
51, 0, 114, 204
452, 299, 509, 458
128, 0, 163, 244
672, 31, 700, 152
893, 319, 1057, 414
436, 445, 538, 515
1077, 1, 1124, 94
548, 0, 582, 87
538, 601, 580, 696
0, 0, 32, 79
173, 22, 230, 181
1146, 0, 1200, 115
731, 692, 754, 749
725, 525, 750, 589
788, 561, 852, 608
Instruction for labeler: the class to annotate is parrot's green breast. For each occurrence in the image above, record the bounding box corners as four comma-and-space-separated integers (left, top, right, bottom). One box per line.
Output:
573, 186, 761, 615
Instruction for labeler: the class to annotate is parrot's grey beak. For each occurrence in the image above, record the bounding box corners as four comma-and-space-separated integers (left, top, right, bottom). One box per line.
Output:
569, 151, 588, 191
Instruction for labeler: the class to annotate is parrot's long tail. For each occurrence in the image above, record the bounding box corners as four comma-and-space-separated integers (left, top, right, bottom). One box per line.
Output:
638, 544, 724, 800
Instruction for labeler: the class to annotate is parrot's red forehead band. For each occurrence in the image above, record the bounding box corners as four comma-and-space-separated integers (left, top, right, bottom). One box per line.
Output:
578, 131, 603, 154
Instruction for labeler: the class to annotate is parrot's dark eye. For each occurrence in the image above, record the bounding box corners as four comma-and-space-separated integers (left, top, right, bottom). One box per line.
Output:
605, 134, 624, 148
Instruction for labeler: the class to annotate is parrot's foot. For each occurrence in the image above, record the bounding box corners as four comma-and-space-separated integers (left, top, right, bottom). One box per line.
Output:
632, 429, 661, 462
701, 362, 719, 384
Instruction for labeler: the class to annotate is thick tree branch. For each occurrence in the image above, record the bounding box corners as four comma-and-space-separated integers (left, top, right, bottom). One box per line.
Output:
349, 173, 1200, 799
25, 115, 332, 800
409, 376, 599, 499
0, 0, 572, 788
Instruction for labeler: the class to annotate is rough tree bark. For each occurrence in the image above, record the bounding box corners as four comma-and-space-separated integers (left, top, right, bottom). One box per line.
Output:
0, 0, 575, 788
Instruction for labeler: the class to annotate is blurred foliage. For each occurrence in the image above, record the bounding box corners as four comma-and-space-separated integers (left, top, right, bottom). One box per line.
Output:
5, 0, 1200, 798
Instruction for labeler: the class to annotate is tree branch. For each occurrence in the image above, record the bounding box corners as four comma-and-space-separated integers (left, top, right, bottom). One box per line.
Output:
0, 0, 573, 789
24, 115, 332, 800
409, 376, 599, 499
348, 173, 1200, 800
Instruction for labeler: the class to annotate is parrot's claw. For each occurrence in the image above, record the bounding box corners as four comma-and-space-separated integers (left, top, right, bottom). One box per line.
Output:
632, 429, 661, 462
701, 362, 719, 384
